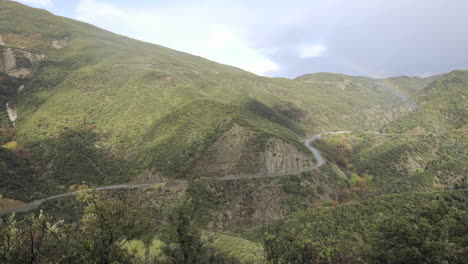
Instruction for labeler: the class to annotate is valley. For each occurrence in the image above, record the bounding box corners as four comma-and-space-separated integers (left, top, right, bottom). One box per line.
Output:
0, 1, 466, 263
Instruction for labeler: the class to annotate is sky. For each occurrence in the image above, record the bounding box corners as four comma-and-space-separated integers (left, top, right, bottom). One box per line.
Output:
14, 0, 468, 78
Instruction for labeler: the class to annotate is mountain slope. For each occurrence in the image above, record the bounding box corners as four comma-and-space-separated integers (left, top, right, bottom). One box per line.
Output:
345, 71, 468, 195
0, 1, 448, 198
385, 70, 468, 133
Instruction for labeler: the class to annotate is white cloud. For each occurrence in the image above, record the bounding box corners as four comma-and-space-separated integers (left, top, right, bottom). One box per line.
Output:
74, 0, 278, 76
206, 29, 236, 48
298, 44, 328, 58
240, 60, 280, 77
15, 0, 53, 6
76, 0, 129, 22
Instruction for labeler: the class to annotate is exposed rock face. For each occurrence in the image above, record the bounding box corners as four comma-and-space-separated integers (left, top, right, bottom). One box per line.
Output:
132, 169, 167, 184
260, 137, 313, 176
0, 33, 49, 50
52, 39, 67, 49
0, 48, 42, 78
0, 33, 68, 51
192, 123, 313, 177
2, 48, 16, 72
6, 103, 17, 122
0, 33, 67, 78
192, 124, 260, 176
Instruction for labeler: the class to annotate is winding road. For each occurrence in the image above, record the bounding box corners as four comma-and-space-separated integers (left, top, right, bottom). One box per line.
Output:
0, 184, 153, 216
2, 130, 424, 215
216, 133, 326, 181
215, 130, 431, 181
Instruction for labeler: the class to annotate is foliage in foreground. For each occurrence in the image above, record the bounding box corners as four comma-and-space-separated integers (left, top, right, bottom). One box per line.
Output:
0, 185, 248, 264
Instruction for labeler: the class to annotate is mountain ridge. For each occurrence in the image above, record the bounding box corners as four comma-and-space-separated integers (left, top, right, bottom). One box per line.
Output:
0, 0, 465, 206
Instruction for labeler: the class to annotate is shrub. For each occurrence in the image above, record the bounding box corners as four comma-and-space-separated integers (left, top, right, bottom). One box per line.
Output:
348, 173, 362, 186
2, 141, 17, 150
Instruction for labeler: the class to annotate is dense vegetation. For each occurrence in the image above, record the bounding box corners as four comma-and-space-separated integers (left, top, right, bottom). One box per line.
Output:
2, 186, 467, 263
385, 70, 468, 133
261, 189, 468, 263
0, 1, 445, 197
0, 1, 467, 263
0, 148, 40, 201
0, 185, 255, 264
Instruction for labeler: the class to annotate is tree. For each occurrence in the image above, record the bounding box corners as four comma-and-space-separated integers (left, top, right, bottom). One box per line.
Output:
263, 221, 335, 264
67, 185, 147, 263
0, 212, 67, 264
368, 199, 468, 263
162, 198, 205, 264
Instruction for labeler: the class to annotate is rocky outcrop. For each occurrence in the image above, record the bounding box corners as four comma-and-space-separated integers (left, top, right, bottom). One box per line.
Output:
192, 124, 260, 176
132, 169, 167, 184
0, 33, 67, 78
52, 39, 67, 49
5, 103, 17, 122
1, 48, 16, 72
0, 48, 43, 78
192, 124, 314, 177
260, 137, 313, 176
0, 33, 67, 50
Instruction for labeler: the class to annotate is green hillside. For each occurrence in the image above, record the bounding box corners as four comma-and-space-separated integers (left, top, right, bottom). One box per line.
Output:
385, 70, 468, 133
0, 1, 467, 263
350, 130, 467, 196
0, 0, 443, 198
260, 189, 468, 263
317, 71, 468, 197
360, 71, 467, 192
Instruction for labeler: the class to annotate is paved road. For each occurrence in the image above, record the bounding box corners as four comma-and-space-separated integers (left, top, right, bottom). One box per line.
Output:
323, 131, 432, 136
2, 130, 436, 214
215, 130, 435, 181
0, 184, 153, 216
217, 134, 325, 181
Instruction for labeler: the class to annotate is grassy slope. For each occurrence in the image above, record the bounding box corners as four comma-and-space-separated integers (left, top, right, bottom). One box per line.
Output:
351, 131, 467, 196
347, 71, 468, 195
293, 72, 439, 129
0, 1, 452, 198
126, 99, 305, 180
385, 70, 468, 133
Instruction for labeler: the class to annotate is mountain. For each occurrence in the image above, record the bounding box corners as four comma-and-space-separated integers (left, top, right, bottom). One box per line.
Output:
0, 0, 442, 198
342, 71, 468, 195
0, 1, 467, 263
384, 70, 468, 133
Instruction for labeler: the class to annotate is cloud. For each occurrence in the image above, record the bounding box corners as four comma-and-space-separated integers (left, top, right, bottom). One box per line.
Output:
242, 0, 468, 78
299, 44, 327, 58
206, 30, 236, 48
72, 0, 468, 78
74, 0, 278, 76
15, 0, 53, 6
240, 60, 280, 77
76, 0, 129, 23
